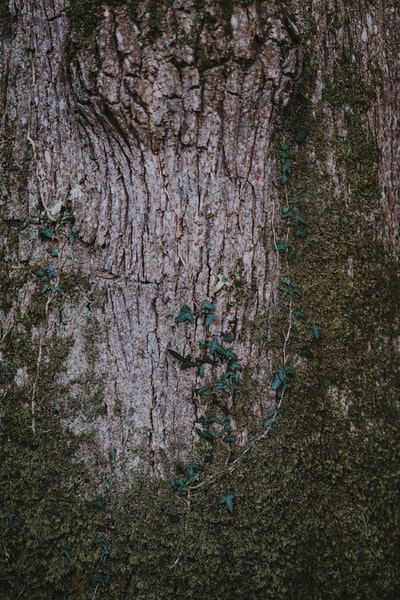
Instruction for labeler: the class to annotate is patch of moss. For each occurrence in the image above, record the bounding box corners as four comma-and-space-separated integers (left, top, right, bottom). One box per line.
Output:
253, 29, 400, 599
66, 0, 102, 55
67, 0, 173, 54
0, 226, 112, 597
325, 54, 377, 111
0, 328, 101, 598
0, 0, 11, 35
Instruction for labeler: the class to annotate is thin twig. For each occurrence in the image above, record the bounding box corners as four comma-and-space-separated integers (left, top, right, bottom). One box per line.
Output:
31, 294, 52, 434
91, 583, 100, 600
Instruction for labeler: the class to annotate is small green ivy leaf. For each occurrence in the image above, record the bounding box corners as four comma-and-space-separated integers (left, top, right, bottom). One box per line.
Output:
244, 558, 255, 567
223, 419, 232, 431
60, 548, 71, 560
196, 428, 217, 442
42, 284, 61, 294
193, 384, 210, 397
200, 299, 215, 312
169, 476, 187, 492
213, 374, 235, 395
34, 267, 47, 280
175, 304, 195, 324
88, 494, 106, 510
281, 207, 292, 219
294, 212, 307, 225
294, 227, 307, 239
6, 513, 16, 523
94, 536, 107, 545
294, 309, 306, 319
298, 345, 313, 358
273, 239, 288, 252
294, 127, 310, 144
224, 348, 238, 361
46, 266, 57, 279
209, 337, 226, 357
280, 142, 289, 155
229, 361, 243, 371
207, 413, 223, 425
265, 415, 277, 427
311, 323, 321, 340
271, 371, 284, 391
223, 435, 237, 443
101, 544, 112, 558
109, 447, 117, 461
186, 472, 199, 485
221, 331, 235, 342
39, 227, 55, 240
282, 158, 291, 173
220, 493, 235, 513
284, 364, 295, 376
205, 313, 216, 327
60, 213, 74, 223
194, 460, 206, 472
47, 247, 58, 257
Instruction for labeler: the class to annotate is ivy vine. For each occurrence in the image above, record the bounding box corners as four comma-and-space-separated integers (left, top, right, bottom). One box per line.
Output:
167, 136, 321, 513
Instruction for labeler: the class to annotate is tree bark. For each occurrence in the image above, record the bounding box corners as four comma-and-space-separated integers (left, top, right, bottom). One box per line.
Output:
1, 1, 399, 597
1, 0, 302, 474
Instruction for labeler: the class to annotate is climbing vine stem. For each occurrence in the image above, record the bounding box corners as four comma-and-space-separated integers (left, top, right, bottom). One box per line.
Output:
167, 135, 319, 511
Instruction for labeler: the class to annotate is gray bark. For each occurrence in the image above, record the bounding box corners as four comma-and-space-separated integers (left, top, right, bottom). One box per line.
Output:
1, 0, 301, 476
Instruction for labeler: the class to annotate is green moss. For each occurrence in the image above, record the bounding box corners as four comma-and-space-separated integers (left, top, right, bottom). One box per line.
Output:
66, 0, 102, 55
0, 0, 11, 35
0, 270, 114, 597
0, 226, 111, 597
256, 38, 399, 600
0, 328, 98, 597
67, 0, 248, 65
67, 0, 174, 54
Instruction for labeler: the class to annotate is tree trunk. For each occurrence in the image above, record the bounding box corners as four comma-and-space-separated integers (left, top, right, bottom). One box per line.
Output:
1, 1, 399, 598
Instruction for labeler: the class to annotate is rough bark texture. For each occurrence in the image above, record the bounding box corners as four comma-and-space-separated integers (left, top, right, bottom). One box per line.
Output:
1, 0, 303, 474
1, 1, 399, 598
